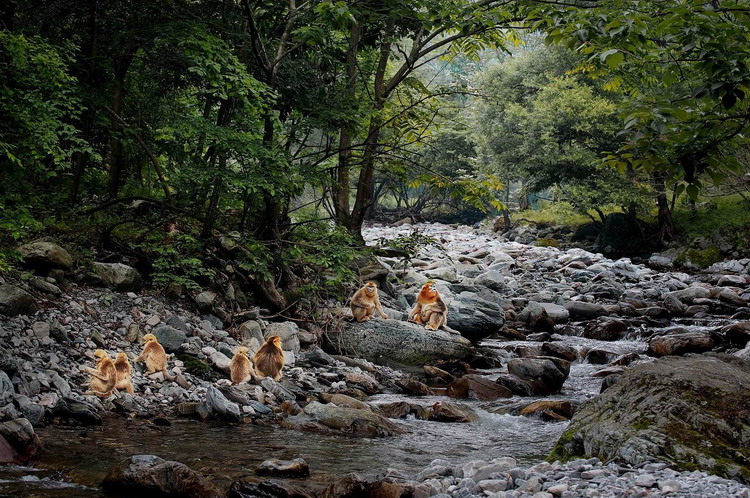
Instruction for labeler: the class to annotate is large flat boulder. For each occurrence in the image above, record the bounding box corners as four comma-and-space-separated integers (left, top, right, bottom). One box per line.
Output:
282, 401, 404, 438
325, 319, 474, 367
549, 354, 750, 482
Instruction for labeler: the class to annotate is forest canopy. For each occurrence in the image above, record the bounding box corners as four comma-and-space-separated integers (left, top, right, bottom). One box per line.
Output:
2, 0, 750, 310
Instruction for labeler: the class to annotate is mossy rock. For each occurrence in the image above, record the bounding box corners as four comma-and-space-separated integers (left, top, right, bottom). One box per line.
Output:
674, 247, 723, 269
547, 354, 750, 482
178, 355, 212, 377
535, 238, 559, 248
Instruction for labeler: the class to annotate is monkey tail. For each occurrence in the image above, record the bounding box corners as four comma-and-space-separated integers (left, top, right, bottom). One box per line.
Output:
162, 368, 176, 382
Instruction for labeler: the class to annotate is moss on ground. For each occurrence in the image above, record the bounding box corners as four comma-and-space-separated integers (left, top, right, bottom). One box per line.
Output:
535, 237, 559, 247
674, 247, 723, 268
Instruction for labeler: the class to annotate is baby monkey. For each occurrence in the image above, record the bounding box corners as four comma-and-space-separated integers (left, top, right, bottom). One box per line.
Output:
350, 281, 388, 322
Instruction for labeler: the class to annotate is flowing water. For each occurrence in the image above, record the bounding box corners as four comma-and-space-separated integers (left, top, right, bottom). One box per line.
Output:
1, 334, 652, 497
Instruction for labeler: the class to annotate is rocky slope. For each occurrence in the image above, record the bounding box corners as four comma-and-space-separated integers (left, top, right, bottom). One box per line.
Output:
2, 222, 750, 496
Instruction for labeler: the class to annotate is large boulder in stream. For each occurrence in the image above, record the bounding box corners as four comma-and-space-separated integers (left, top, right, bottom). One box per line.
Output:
325, 319, 474, 367
444, 292, 506, 341
496, 357, 570, 396
102, 454, 221, 497
281, 401, 404, 438
647, 328, 716, 357
550, 354, 750, 482
0, 418, 41, 464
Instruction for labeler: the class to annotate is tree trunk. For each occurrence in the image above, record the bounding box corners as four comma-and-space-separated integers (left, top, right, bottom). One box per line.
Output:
105, 54, 133, 199
652, 172, 675, 244
348, 111, 383, 240
200, 155, 223, 238
333, 21, 361, 227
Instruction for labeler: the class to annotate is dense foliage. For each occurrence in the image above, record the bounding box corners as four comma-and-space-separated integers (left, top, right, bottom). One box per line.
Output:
2, 0, 749, 309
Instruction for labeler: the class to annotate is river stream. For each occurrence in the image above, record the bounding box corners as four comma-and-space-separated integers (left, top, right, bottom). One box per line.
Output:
1, 334, 652, 497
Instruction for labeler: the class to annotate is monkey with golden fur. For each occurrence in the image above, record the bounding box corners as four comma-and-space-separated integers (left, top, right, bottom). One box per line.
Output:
350, 281, 388, 322
114, 352, 135, 394
230, 346, 256, 384
253, 336, 285, 381
136, 334, 175, 381
408, 281, 448, 331
85, 349, 118, 397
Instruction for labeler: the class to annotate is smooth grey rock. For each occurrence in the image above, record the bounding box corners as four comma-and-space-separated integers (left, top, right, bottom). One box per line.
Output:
153, 325, 188, 353
0, 285, 37, 317
445, 291, 505, 341
264, 322, 300, 353
194, 291, 216, 313
564, 301, 605, 320
92, 262, 143, 292
326, 319, 474, 367
205, 386, 241, 422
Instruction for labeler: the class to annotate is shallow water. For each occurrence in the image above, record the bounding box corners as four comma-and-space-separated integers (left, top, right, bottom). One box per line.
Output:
1, 335, 651, 496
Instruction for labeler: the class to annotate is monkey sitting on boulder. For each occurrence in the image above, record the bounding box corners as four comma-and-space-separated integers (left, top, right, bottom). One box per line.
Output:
350, 281, 388, 322
408, 281, 448, 331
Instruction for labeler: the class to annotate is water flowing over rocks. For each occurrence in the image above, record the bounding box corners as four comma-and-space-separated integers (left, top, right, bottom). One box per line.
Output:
3, 222, 750, 496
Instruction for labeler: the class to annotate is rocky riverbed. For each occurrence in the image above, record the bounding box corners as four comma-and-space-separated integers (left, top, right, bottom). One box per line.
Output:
1, 222, 750, 496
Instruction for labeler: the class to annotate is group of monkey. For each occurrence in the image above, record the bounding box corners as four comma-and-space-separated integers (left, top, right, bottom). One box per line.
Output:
86, 281, 443, 397
350, 281, 448, 331
85, 333, 286, 398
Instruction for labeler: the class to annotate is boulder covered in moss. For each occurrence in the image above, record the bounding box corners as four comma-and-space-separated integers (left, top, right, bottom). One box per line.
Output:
675, 247, 723, 270
325, 319, 475, 368
549, 353, 750, 482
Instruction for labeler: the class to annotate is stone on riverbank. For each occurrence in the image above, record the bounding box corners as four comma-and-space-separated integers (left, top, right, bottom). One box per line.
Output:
92, 262, 143, 292
325, 319, 474, 368
282, 401, 404, 438
102, 454, 221, 498
17, 241, 73, 271
550, 354, 750, 482
257, 458, 310, 477
0, 418, 41, 464
0, 284, 37, 317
